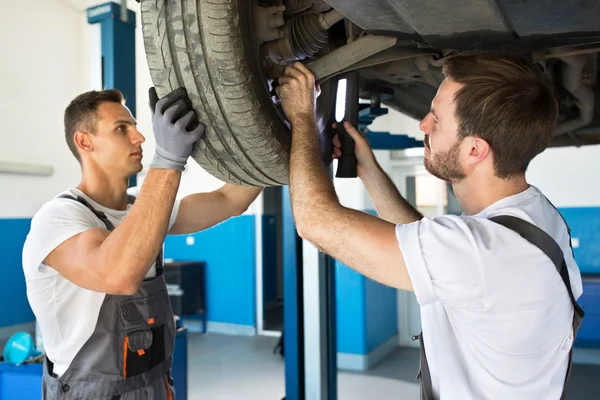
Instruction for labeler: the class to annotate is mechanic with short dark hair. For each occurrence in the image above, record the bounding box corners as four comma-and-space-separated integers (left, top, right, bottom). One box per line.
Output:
277, 54, 583, 399
23, 87, 262, 398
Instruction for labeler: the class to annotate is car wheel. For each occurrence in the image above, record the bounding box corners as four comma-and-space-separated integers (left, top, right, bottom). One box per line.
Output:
141, 0, 339, 186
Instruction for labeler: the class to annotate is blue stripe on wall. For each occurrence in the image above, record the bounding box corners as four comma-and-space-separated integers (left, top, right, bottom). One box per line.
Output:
335, 262, 366, 354
577, 279, 600, 346
558, 207, 600, 274
365, 277, 398, 352
551, 207, 600, 345
164, 216, 256, 327
0, 218, 35, 327
334, 209, 399, 355
336, 262, 399, 355
362, 209, 398, 352
163, 205, 399, 355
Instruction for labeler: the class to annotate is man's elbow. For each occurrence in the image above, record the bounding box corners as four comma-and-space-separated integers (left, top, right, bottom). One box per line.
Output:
105, 277, 140, 296
96, 267, 141, 296
230, 203, 248, 218
294, 201, 340, 241
294, 214, 317, 242
114, 282, 140, 296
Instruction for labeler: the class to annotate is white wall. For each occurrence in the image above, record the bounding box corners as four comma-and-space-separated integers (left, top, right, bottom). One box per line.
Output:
527, 145, 600, 207
0, 0, 88, 218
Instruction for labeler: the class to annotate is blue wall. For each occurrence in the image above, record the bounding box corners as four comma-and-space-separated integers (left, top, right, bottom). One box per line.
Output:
0, 219, 35, 327
558, 207, 600, 274
365, 277, 398, 352
164, 216, 256, 327
577, 279, 600, 347
558, 207, 600, 348
335, 263, 367, 354
163, 204, 400, 354
335, 262, 398, 355
559, 207, 600, 346
4, 206, 595, 353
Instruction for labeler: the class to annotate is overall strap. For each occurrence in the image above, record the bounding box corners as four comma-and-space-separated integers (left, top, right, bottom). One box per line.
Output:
489, 215, 584, 399
58, 194, 115, 231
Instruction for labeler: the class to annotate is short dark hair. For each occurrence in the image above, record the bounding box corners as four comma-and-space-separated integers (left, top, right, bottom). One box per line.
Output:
64, 89, 125, 162
442, 53, 559, 178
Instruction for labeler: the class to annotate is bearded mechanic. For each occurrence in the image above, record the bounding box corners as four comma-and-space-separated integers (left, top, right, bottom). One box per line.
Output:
277, 54, 584, 399
22, 87, 262, 398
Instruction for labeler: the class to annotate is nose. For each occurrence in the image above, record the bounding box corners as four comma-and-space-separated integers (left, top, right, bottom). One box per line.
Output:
131, 129, 146, 145
419, 113, 433, 136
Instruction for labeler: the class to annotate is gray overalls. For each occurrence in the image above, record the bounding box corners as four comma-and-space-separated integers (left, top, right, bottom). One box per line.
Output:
416, 215, 585, 400
42, 194, 176, 400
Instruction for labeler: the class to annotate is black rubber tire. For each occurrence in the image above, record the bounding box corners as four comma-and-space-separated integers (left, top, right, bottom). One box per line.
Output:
141, 0, 336, 186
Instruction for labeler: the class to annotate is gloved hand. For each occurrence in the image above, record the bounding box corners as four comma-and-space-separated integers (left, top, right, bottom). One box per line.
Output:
149, 87, 205, 171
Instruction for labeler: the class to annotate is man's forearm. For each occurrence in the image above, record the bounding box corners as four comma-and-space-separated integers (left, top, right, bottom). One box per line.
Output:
360, 165, 423, 225
289, 116, 339, 231
97, 168, 181, 288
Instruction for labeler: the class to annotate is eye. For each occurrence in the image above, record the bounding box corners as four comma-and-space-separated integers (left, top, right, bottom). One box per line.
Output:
117, 125, 127, 132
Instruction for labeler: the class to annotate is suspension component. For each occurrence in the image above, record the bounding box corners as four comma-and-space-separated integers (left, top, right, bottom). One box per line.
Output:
262, 9, 344, 64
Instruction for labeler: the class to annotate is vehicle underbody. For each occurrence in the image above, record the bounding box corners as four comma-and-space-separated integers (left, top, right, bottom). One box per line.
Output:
140, 0, 600, 185
260, 0, 600, 147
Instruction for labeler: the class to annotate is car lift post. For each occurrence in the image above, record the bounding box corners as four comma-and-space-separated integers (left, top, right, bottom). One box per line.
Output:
87, 2, 137, 187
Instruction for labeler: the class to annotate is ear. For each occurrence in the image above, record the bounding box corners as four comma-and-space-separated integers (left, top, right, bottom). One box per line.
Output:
465, 137, 491, 165
74, 131, 94, 155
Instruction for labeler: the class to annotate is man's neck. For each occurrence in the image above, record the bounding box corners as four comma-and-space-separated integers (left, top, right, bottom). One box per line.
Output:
452, 173, 529, 216
77, 165, 130, 211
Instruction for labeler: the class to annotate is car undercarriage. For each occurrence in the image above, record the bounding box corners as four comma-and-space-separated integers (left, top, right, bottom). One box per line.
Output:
140, 0, 600, 185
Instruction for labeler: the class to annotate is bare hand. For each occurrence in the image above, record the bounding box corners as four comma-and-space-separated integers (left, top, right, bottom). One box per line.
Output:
277, 62, 318, 126
332, 121, 377, 176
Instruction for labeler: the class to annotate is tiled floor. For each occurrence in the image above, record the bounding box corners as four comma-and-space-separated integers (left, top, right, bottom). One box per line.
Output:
186, 332, 600, 399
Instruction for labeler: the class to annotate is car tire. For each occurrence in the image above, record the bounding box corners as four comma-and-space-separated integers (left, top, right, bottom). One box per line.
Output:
141, 0, 338, 186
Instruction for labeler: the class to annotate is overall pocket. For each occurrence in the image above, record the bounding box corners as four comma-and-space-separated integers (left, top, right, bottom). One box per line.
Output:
119, 290, 170, 378
123, 325, 166, 378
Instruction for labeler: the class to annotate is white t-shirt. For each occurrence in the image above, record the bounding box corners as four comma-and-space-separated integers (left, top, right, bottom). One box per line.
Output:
22, 187, 180, 377
396, 185, 582, 400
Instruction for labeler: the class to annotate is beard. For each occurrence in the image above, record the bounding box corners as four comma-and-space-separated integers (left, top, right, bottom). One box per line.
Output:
423, 138, 466, 183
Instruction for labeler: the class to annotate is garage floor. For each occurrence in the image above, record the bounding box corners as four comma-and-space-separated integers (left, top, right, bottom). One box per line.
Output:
186, 333, 600, 400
